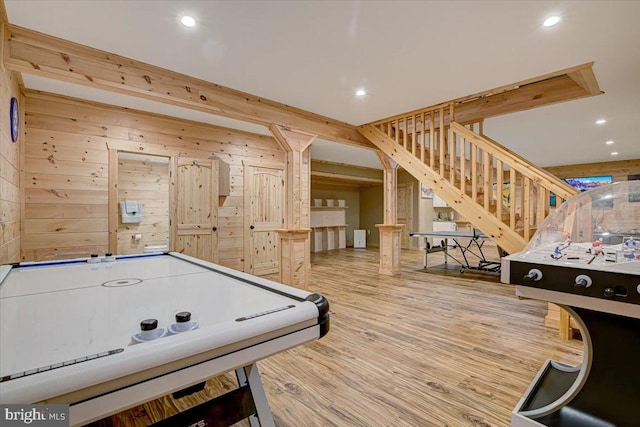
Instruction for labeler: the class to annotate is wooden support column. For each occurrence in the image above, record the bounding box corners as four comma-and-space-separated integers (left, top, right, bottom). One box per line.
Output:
269, 124, 316, 288
375, 152, 404, 275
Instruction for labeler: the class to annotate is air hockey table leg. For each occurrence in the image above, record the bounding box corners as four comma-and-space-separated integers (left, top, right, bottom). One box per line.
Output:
236, 363, 276, 427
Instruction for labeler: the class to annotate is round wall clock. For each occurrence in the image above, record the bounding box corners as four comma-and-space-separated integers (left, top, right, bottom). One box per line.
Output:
10, 97, 19, 143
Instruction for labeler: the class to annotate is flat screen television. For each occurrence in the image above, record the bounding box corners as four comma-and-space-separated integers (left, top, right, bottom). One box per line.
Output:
550, 176, 613, 208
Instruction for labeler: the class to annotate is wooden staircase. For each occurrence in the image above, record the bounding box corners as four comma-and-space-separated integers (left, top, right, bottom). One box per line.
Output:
357, 103, 578, 255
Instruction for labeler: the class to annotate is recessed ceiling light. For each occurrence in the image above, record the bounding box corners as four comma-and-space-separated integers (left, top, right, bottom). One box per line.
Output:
596, 119, 606, 125
543, 16, 560, 27
605, 140, 615, 145
611, 152, 618, 156
355, 89, 366, 97
181, 16, 196, 27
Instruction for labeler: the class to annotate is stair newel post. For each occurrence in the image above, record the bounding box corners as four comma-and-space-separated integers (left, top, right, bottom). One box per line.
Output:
269, 124, 316, 288
375, 151, 404, 276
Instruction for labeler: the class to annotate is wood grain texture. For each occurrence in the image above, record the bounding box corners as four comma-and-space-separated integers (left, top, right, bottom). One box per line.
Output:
95, 248, 582, 427
7, 25, 369, 148
359, 124, 526, 255
0, 44, 22, 263
23, 90, 287, 266
368, 63, 600, 127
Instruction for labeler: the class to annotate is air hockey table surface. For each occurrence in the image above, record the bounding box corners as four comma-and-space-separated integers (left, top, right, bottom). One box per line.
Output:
0, 252, 329, 426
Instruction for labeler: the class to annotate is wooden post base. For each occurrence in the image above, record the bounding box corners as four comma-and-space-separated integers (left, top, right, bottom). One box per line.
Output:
276, 229, 311, 288
375, 224, 404, 276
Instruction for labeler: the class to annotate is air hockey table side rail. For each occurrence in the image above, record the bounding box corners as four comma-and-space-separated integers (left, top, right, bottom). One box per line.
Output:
0, 252, 330, 426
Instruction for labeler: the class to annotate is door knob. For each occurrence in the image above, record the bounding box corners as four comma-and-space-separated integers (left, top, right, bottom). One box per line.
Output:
250, 225, 255, 230
212, 227, 217, 231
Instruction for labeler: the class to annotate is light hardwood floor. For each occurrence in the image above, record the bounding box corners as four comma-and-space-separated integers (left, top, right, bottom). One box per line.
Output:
94, 248, 583, 427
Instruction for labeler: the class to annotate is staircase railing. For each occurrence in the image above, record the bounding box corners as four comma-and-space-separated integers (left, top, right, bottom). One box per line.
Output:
362, 103, 578, 250
449, 123, 578, 240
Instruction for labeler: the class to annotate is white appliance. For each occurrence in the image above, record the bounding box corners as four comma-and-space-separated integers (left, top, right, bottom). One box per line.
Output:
353, 230, 366, 248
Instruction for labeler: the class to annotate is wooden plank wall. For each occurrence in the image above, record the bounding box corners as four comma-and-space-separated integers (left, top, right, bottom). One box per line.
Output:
117, 154, 169, 254
0, 68, 23, 264
23, 90, 286, 271
544, 159, 640, 183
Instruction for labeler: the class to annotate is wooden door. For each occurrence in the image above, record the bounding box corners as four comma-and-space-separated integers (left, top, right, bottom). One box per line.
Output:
397, 183, 413, 249
174, 157, 218, 263
117, 153, 170, 255
244, 164, 285, 275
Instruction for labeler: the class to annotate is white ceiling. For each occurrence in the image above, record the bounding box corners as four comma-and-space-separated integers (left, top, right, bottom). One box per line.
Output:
5, 1, 640, 169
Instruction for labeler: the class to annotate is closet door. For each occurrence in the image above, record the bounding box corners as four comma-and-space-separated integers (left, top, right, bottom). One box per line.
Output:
244, 163, 285, 275
175, 157, 218, 263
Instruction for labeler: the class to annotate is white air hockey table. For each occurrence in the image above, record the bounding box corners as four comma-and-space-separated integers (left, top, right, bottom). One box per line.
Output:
0, 252, 330, 426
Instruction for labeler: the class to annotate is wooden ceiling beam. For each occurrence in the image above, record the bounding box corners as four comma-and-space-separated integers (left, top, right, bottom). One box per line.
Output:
566, 66, 602, 96
370, 62, 603, 129
454, 74, 601, 123
4, 24, 372, 149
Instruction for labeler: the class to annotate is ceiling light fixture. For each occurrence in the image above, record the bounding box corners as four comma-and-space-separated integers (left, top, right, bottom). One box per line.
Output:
355, 89, 366, 97
596, 119, 606, 125
611, 152, 619, 156
181, 16, 196, 27
605, 140, 615, 145
543, 16, 560, 27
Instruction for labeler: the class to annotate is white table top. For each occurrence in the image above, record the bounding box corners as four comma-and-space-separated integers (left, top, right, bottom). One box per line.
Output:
0, 253, 321, 404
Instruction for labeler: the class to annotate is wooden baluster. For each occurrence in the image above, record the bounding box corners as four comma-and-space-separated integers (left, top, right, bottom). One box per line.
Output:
522, 176, 531, 240
449, 126, 456, 185
429, 112, 435, 170
421, 112, 426, 163
510, 168, 517, 230
496, 159, 503, 222
483, 151, 491, 210
537, 185, 547, 230
459, 136, 466, 193
403, 117, 408, 150
411, 114, 416, 157
531, 185, 538, 233
395, 119, 399, 144
471, 143, 478, 203
386, 121, 391, 137
439, 107, 445, 176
